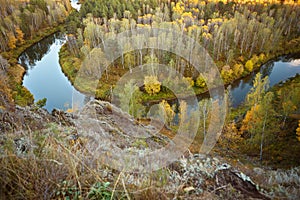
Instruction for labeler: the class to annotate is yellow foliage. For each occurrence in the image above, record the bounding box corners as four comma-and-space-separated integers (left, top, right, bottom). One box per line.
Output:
15, 27, 25, 45
245, 60, 254, 72
296, 120, 300, 142
251, 55, 259, 65
241, 104, 261, 133
259, 53, 266, 63
211, 18, 223, 25
202, 32, 212, 40
221, 65, 234, 82
179, 100, 187, 125
199, 1, 206, 6
188, 0, 199, 6
201, 25, 209, 33
144, 75, 161, 95
183, 77, 194, 88
182, 12, 193, 19
172, 2, 185, 15
7, 32, 17, 50
187, 25, 198, 34
282, 100, 297, 113
66, 108, 73, 113
192, 8, 199, 14
196, 74, 206, 87
233, 63, 244, 77
159, 100, 175, 126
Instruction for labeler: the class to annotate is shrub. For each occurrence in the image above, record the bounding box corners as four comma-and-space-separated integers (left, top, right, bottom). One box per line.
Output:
245, 60, 254, 72
183, 77, 194, 88
144, 75, 161, 95
221, 65, 234, 83
35, 98, 47, 108
196, 74, 206, 88
159, 100, 175, 126
233, 63, 244, 77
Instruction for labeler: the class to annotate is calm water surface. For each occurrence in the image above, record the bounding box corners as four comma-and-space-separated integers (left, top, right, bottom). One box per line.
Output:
19, 30, 300, 112
19, 33, 86, 112
230, 55, 300, 107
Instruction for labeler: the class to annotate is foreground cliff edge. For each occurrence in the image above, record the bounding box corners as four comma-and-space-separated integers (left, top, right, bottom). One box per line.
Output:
0, 100, 299, 199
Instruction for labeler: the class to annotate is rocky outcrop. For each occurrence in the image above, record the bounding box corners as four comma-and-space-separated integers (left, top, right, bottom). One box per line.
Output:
162, 154, 271, 199
0, 100, 299, 199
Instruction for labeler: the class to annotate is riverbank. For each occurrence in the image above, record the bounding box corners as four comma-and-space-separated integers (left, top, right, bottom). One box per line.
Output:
225, 73, 300, 168
59, 36, 300, 105
2, 25, 64, 66
2, 25, 66, 107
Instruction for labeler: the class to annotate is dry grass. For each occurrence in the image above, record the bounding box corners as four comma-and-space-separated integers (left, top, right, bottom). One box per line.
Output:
0, 121, 174, 199
1, 103, 299, 199
0, 124, 112, 199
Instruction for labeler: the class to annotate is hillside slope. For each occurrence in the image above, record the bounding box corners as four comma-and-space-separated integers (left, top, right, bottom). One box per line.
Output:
0, 100, 299, 199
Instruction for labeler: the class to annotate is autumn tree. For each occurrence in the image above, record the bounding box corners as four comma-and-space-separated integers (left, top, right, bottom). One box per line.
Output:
144, 75, 161, 95
243, 73, 267, 137
7, 32, 16, 50
221, 65, 234, 83
245, 59, 254, 72
159, 100, 175, 126
242, 72, 275, 161
196, 74, 206, 88
246, 72, 269, 107
199, 98, 212, 139
258, 92, 274, 161
296, 120, 300, 142
118, 80, 144, 118
183, 77, 194, 88
233, 63, 244, 77
278, 87, 298, 128
15, 27, 25, 45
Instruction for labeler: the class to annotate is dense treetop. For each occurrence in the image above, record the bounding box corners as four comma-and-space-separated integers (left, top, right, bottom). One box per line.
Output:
0, 0, 71, 52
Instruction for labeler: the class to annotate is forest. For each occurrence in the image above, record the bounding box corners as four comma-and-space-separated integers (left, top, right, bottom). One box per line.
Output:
60, 0, 300, 165
0, 0, 300, 199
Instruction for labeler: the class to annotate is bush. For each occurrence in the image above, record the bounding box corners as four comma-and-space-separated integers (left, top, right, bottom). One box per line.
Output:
159, 100, 175, 126
144, 75, 161, 95
245, 60, 254, 72
233, 63, 244, 77
35, 98, 47, 108
196, 74, 206, 88
221, 65, 234, 83
183, 77, 194, 88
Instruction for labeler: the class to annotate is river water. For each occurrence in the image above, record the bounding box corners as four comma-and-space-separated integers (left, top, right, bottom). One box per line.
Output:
19, 32, 300, 112
18, 0, 300, 112
70, 0, 81, 11
19, 33, 86, 112
230, 55, 300, 107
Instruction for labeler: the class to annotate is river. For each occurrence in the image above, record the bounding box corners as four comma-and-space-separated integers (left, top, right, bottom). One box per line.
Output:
19, 33, 86, 112
19, 32, 300, 112
230, 54, 300, 107
18, 1, 300, 112
70, 0, 81, 11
